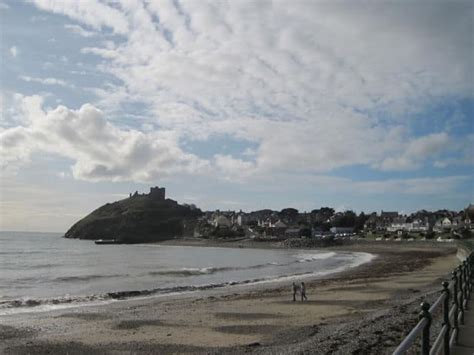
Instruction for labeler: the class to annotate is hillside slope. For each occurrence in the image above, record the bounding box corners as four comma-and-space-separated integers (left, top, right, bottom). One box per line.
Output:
64, 193, 202, 243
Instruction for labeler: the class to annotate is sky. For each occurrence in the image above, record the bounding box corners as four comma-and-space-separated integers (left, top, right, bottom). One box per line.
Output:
0, 0, 473, 232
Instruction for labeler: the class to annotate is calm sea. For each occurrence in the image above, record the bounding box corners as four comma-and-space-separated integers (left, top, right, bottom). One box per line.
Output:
0, 231, 373, 314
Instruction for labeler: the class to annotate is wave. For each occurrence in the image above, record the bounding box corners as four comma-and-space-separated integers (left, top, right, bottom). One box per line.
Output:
296, 252, 337, 263
0, 294, 110, 310
147, 252, 337, 278
148, 267, 233, 277
0, 252, 375, 315
53, 274, 124, 282
0, 251, 42, 255
148, 261, 284, 277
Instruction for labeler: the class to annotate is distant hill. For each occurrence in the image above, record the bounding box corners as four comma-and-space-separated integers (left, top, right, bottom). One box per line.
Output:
64, 187, 202, 243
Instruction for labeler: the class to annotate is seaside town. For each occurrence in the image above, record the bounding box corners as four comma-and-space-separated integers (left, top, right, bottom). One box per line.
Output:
2, 1, 473, 354
125, 186, 474, 242
197, 204, 474, 241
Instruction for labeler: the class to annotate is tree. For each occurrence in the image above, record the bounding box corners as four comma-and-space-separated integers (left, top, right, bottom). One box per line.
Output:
280, 208, 299, 221
299, 227, 312, 238
354, 212, 369, 232
333, 210, 357, 228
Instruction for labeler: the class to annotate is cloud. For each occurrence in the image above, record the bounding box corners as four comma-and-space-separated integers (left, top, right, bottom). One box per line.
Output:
377, 133, 451, 171
31, 0, 129, 34
19, 75, 74, 88
250, 172, 469, 197
0, 96, 209, 182
9, 46, 18, 57
19, 1, 474, 180
352, 176, 469, 195
434, 135, 474, 168
64, 24, 97, 37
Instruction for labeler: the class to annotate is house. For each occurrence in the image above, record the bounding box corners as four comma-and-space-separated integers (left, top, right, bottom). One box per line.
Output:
451, 216, 464, 230
363, 213, 379, 231
387, 216, 429, 233
273, 220, 287, 229
365, 211, 399, 231
264, 220, 288, 238
434, 217, 452, 232
381, 211, 399, 219
409, 218, 429, 232
235, 210, 247, 226
258, 216, 280, 228
214, 215, 231, 228
387, 217, 408, 232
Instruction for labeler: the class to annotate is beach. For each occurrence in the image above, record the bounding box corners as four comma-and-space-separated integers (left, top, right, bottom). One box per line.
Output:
0, 241, 459, 354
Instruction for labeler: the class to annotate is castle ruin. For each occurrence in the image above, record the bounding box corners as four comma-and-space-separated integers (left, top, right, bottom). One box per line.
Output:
149, 186, 166, 200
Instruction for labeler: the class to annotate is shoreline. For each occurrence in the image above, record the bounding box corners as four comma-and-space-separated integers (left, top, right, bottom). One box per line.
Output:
1, 241, 459, 354
0, 246, 373, 316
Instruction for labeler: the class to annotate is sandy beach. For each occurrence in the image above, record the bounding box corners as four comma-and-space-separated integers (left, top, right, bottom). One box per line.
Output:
0, 241, 459, 354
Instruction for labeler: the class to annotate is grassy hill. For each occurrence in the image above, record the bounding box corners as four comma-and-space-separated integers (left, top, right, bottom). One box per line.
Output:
64, 194, 202, 243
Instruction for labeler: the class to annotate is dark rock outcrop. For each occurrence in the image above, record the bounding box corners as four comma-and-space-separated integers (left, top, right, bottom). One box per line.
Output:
64, 193, 202, 243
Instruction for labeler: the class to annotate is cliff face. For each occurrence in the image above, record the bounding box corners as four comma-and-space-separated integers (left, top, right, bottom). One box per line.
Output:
64, 195, 202, 243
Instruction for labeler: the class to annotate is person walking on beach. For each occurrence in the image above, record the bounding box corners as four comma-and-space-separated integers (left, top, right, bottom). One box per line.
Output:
292, 282, 300, 302
301, 282, 307, 301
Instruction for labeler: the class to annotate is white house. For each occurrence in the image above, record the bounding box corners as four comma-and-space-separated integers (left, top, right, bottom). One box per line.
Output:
214, 215, 231, 228
273, 220, 287, 228
434, 217, 452, 232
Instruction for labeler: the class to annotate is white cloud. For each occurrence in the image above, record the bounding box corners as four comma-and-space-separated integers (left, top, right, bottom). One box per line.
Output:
54, 1, 471, 172
0, 96, 209, 182
19, 75, 73, 88
377, 133, 451, 171
434, 135, 474, 168
353, 176, 469, 195
9, 46, 18, 57
64, 24, 97, 37
31, 0, 129, 34
18, 1, 474, 181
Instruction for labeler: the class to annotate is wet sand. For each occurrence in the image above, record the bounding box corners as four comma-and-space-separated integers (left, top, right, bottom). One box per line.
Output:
0, 241, 459, 354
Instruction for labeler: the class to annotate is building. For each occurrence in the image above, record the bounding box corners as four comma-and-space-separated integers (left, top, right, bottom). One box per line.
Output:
149, 186, 166, 200
387, 217, 429, 233
434, 217, 452, 232
214, 215, 231, 228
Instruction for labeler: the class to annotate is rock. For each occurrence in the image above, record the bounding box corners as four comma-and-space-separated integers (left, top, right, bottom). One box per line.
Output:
247, 342, 261, 347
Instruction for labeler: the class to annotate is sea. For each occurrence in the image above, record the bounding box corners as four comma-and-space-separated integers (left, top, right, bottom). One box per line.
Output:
0, 231, 374, 315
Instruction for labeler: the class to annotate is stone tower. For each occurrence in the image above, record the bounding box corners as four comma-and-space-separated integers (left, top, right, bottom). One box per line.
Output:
149, 186, 165, 200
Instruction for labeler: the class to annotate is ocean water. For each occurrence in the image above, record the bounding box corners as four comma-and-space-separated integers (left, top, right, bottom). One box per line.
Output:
0, 231, 373, 314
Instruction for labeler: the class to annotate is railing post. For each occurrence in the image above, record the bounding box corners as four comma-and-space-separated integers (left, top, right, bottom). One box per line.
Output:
466, 257, 472, 294
443, 281, 451, 355
458, 266, 465, 324
420, 302, 432, 355
452, 270, 459, 343
463, 261, 468, 309
468, 253, 474, 291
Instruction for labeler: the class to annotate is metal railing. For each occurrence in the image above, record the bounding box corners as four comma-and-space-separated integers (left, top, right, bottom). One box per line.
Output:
393, 252, 473, 355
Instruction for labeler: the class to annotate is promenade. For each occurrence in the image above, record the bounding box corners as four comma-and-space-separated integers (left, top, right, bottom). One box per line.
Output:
453, 293, 474, 355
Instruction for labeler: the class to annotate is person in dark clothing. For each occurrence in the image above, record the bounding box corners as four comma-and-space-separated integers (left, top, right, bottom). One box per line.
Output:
301, 282, 307, 301
292, 282, 300, 301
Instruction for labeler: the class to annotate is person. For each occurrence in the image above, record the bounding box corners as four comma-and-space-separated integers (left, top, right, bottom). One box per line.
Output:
301, 282, 307, 301
292, 282, 300, 301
